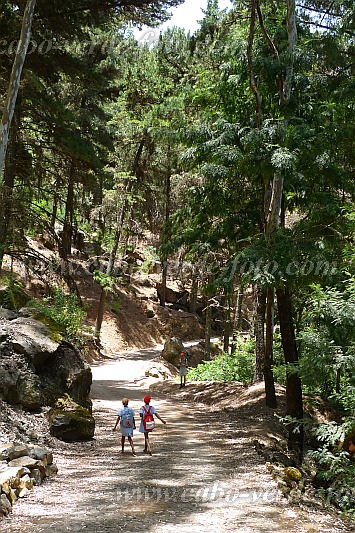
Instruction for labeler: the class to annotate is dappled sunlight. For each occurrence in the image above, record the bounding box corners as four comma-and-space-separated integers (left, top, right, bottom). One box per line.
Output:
4, 350, 350, 533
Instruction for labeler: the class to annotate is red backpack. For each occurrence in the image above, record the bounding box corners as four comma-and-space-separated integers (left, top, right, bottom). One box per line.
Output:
142, 405, 155, 432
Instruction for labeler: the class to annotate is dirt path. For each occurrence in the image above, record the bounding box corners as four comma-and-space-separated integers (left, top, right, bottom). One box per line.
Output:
1, 348, 353, 532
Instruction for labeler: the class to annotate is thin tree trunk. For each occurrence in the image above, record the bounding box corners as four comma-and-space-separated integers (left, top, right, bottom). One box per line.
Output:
0, 104, 19, 271
189, 269, 198, 314
335, 368, 341, 394
223, 294, 231, 354
235, 285, 244, 331
160, 172, 171, 307
159, 148, 172, 308
204, 298, 212, 358
51, 184, 60, 231
231, 284, 244, 354
276, 286, 304, 458
266, 173, 284, 235
0, 0, 36, 179
59, 166, 75, 260
254, 286, 266, 382
247, 0, 262, 128
284, 0, 298, 102
264, 287, 277, 407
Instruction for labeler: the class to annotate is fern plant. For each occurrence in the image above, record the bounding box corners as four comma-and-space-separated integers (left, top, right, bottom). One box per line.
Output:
308, 419, 355, 515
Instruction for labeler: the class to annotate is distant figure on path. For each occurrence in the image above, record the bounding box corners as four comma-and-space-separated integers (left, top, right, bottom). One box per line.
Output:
113, 397, 136, 456
179, 351, 189, 388
139, 395, 166, 455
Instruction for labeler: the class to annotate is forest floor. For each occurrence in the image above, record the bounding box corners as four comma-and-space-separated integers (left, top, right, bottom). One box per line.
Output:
2, 346, 354, 533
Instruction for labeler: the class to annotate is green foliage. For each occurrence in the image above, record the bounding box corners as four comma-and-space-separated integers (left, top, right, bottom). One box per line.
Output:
188, 337, 255, 384
298, 326, 338, 395
93, 270, 115, 292
299, 281, 355, 401
29, 289, 86, 344
307, 419, 355, 515
111, 296, 122, 314
0, 276, 30, 311
140, 246, 160, 274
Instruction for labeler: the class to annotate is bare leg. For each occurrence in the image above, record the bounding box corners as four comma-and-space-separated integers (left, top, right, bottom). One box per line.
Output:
121, 435, 125, 453
145, 432, 152, 455
128, 436, 136, 456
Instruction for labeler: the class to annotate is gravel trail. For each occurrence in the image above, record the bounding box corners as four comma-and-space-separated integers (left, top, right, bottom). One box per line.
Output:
1, 347, 353, 532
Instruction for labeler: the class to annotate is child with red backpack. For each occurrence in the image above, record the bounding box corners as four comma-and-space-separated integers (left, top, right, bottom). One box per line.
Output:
139, 395, 166, 455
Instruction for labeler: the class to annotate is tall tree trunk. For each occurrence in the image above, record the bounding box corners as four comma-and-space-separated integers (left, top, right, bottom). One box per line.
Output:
247, 0, 300, 432
0, 0, 36, 179
247, 0, 262, 128
235, 284, 244, 331
284, 0, 298, 103
189, 268, 198, 314
51, 183, 60, 231
264, 287, 277, 407
254, 286, 266, 382
0, 108, 18, 271
223, 293, 231, 354
204, 297, 212, 358
335, 368, 341, 395
159, 148, 172, 308
59, 165, 75, 260
56, 164, 82, 303
231, 284, 244, 354
276, 286, 303, 457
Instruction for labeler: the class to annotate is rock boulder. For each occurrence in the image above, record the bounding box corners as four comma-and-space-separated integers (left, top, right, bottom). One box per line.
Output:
161, 337, 184, 367
39, 341, 92, 411
0, 316, 92, 412
48, 396, 95, 442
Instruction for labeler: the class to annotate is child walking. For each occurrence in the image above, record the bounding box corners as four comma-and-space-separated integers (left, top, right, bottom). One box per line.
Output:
139, 395, 166, 455
113, 397, 136, 456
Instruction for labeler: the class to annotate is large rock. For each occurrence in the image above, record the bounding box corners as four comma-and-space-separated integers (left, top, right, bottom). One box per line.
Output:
48, 397, 95, 441
0, 353, 43, 410
161, 337, 184, 367
0, 356, 22, 403
156, 283, 189, 307
0, 316, 92, 411
39, 341, 92, 411
6, 317, 60, 366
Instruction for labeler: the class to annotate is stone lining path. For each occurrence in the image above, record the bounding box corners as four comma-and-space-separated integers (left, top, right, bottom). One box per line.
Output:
1, 347, 353, 532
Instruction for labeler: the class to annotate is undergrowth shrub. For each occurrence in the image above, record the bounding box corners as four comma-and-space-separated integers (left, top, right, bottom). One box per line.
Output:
0, 275, 30, 310
188, 336, 255, 384
307, 418, 355, 517
29, 289, 86, 345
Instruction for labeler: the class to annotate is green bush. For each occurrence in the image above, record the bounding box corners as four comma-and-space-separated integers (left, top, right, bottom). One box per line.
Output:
0, 276, 31, 310
188, 336, 255, 384
308, 418, 355, 516
29, 289, 86, 345
111, 296, 122, 314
